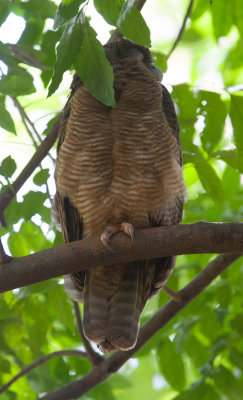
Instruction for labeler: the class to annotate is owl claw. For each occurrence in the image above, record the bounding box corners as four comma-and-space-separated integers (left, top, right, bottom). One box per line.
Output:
100, 222, 134, 251
101, 237, 115, 252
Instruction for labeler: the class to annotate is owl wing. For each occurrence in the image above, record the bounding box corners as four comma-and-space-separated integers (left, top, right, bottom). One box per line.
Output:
144, 84, 183, 301
53, 81, 85, 302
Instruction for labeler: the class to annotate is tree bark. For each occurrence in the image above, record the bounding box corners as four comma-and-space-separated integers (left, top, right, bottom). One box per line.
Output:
0, 222, 242, 293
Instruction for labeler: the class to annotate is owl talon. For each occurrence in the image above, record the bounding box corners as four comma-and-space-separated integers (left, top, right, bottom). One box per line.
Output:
121, 222, 134, 243
100, 222, 134, 251
101, 237, 115, 252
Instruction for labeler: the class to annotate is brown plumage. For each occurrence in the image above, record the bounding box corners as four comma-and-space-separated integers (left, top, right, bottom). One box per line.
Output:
54, 39, 185, 353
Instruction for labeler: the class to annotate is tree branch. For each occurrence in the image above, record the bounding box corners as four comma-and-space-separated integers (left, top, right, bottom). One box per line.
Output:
167, 0, 194, 59
73, 302, 103, 366
0, 349, 88, 395
0, 238, 11, 263
0, 222, 242, 293
8, 44, 50, 70
0, 114, 61, 227
41, 253, 240, 400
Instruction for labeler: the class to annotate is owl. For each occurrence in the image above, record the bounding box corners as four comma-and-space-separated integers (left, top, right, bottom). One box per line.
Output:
53, 39, 185, 353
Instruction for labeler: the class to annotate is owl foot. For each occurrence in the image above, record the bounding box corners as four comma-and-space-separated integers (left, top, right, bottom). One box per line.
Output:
101, 222, 134, 252
163, 286, 183, 303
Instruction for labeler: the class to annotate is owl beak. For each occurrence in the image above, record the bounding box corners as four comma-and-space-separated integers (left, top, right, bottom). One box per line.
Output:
153, 66, 163, 83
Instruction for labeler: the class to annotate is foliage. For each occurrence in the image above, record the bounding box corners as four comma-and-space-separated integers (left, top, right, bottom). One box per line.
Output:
0, 0, 243, 399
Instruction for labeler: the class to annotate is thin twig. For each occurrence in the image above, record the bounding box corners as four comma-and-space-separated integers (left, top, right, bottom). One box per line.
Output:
167, 0, 194, 59
8, 44, 50, 70
0, 114, 61, 226
73, 301, 103, 366
41, 254, 241, 400
11, 97, 55, 164
11, 98, 55, 201
0, 349, 88, 394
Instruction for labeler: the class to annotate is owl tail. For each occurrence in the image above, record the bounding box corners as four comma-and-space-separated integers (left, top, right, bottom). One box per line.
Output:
83, 263, 144, 353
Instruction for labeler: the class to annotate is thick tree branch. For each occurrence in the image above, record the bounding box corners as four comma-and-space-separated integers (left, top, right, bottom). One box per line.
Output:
41, 253, 240, 400
0, 222, 242, 293
0, 349, 88, 394
73, 302, 103, 366
0, 115, 61, 226
167, 0, 194, 59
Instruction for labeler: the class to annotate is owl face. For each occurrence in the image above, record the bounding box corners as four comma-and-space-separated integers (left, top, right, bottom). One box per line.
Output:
105, 39, 163, 83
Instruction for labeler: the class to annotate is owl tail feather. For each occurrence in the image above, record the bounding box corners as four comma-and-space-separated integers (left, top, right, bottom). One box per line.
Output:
83, 263, 144, 353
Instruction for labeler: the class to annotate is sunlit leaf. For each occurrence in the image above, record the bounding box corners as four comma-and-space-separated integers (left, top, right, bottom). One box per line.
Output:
211, 0, 233, 39
233, 0, 243, 36
230, 94, 243, 153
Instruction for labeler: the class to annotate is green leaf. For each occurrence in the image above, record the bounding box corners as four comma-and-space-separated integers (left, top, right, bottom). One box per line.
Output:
214, 149, 243, 173
233, 0, 243, 36
157, 338, 186, 391
195, 161, 224, 207
229, 348, 243, 370
173, 380, 220, 400
0, 104, 16, 134
151, 51, 167, 72
230, 313, 243, 334
0, 0, 11, 27
0, 66, 35, 96
117, 2, 151, 46
214, 366, 243, 400
0, 156, 17, 178
54, 0, 86, 29
199, 91, 227, 154
20, 191, 48, 220
33, 168, 50, 186
74, 19, 115, 107
211, 0, 233, 39
48, 14, 83, 96
222, 165, 240, 200
8, 221, 51, 256
47, 285, 75, 331
94, 0, 122, 26
18, 19, 44, 47
172, 84, 199, 151
230, 94, 243, 154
